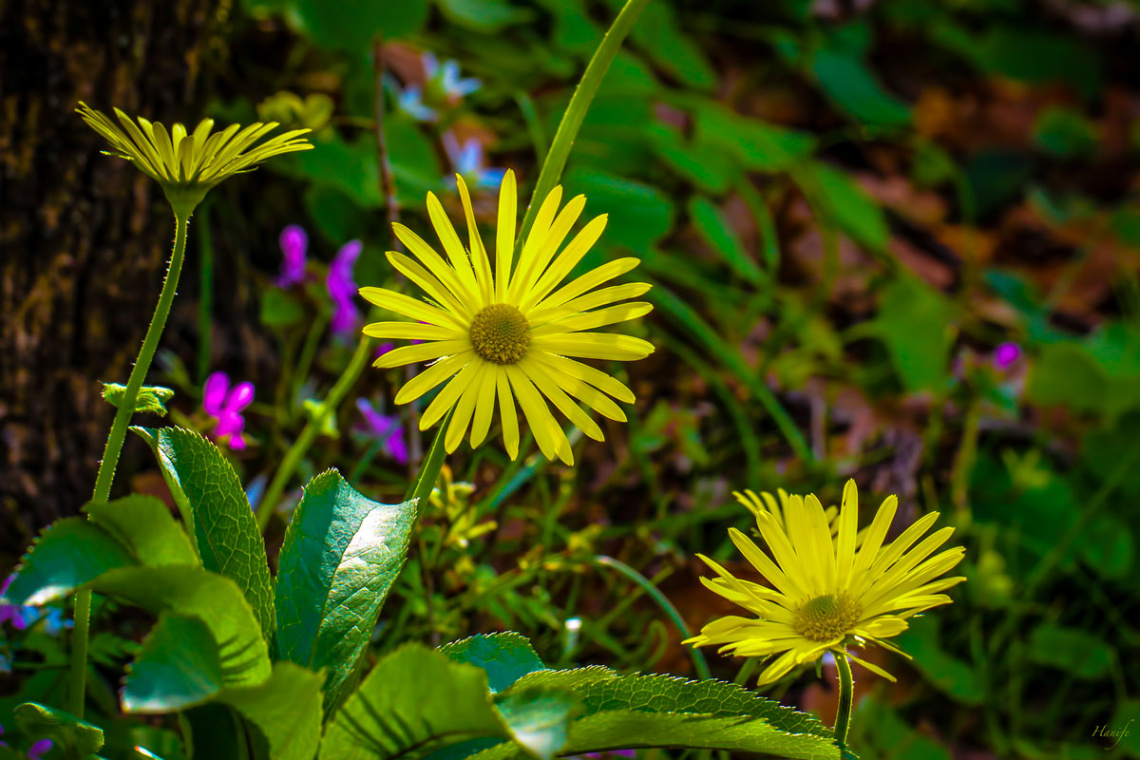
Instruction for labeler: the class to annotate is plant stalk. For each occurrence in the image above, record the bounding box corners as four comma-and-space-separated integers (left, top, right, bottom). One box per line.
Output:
834, 650, 854, 752
73, 210, 191, 718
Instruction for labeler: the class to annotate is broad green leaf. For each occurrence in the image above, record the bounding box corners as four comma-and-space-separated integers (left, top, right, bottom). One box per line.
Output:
14, 702, 104, 758
562, 168, 673, 255
1026, 623, 1114, 680
893, 616, 984, 705
439, 633, 547, 694
320, 644, 511, 760
133, 427, 274, 639
853, 695, 951, 760
874, 278, 954, 392
216, 663, 325, 760
181, 703, 246, 760
102, 383, 175, 416
438, 0, 533, 32
1026, 342, 1109, 414
275, 469, 417, 706
1080, 514, 1133, 579
473, 669, 838, 760
492, 688, 578, 760
811, 49, 911, 128
1108, 700, 1140, 754
974, 27, 1100, 100
287, 0, 428, 52
647, 122, 739, 194
3, 518, 135, 606
124, 613, 224, 713
1033, 107, 1098, 159
91, 566, 272, 688
689, 99, 816, 173
616, 0, 714, 90
687, 196, 764, 285
797, 162, 889, 251
83, 495, 199, 568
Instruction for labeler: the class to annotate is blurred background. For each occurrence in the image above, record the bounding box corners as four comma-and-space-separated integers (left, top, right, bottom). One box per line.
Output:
2, 0, 1139, 758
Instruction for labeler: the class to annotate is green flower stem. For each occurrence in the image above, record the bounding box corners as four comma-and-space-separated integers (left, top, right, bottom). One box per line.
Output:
516, 0, 649, 241
834, 650, 854, 752
591, 555, 713, 682
256, 335, 373, 529
73, 210, 191, 718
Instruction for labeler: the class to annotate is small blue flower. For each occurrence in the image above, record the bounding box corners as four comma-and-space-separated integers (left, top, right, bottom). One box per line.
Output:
397, 85, 439, 123
443, 132, 505, 191
425, 52, 481, 99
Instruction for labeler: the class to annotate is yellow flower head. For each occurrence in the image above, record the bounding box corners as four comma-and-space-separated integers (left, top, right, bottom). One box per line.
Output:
735, 488, 865, 546
361, 170, 654, 465
76, 102, 313, 217
686, 480, 965, 685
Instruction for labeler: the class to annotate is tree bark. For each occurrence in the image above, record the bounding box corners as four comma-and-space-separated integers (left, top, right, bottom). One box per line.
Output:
0, 0, 219, 554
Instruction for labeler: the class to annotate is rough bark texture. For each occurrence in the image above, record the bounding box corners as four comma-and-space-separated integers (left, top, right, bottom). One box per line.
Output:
1, 0, 219, 556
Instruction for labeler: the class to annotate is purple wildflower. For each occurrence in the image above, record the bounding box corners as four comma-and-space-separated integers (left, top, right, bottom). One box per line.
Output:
277, 225, 308, 287
27, 739, 52, 759
203, 371, 255, 450
993, 342, 1022, 371
356, 398, 408, 465
327, 240, 363, 338
443, 132, 506, 190
375, 342, 395, 358
0, 576, 30, 630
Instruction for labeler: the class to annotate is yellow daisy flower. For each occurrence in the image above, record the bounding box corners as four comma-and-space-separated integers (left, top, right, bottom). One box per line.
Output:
361, 170, 654, 465
686, 479, 965, 685
77, 102, 312, 217
735, 488, 865, 546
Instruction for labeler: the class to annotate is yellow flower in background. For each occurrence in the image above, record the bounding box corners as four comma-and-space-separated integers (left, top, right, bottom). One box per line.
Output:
76, 102, 313, 217
361, 170, 654, 465
686, 480, 965, 685
735, 488, 865, 546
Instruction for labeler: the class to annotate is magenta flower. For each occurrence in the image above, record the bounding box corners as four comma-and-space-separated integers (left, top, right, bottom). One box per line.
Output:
0, 577, 29, 630
277, 225, 308, 287
27, 739, 52, 759
327, 240, 362, 337
993, 342, 1022, 371
356, 398, 408, 465
203, 371, 254, 450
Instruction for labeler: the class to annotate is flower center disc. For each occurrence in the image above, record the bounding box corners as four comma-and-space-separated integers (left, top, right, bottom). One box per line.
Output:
793, 593, 862, 642
469, 304, 531, 365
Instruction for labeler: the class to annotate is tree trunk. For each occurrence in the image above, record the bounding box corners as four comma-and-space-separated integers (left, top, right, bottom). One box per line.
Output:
0, 0, 219, 556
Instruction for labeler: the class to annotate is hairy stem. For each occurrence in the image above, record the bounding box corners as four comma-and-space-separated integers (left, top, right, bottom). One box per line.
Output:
73, 211, 191, 718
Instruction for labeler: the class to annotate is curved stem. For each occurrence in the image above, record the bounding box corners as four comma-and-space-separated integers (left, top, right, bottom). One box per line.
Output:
834, 650, 854, 752
72, 211, 191, 718
256, 335, 373, 529
516, 0, 649, 240
591, 555, 713, 682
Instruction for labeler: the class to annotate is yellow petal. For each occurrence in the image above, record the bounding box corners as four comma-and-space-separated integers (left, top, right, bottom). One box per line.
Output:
373, 340, 469, 369
359, 286, 466, 331
496, 371, 520, 459
531, 333, 655, 361
519, 359, 604, 441
394, 352, 472, 405
495, 170, 517, 302
469, 367, 499, 448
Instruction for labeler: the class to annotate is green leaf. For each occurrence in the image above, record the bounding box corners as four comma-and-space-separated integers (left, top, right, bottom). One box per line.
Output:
811, 49, 911, 129
475, 668, 838, 760
275, 469, 417, 707
439, 633, 547, 694
798, 162, 890, 251
102, 383, 175, 416
438, 0, 533, 32
1080, 514, 1133, 579
14, 702, 104, 758
91, 566, 272, 689
180, 703, 245, 760
690, 99, 816, 173
874, 278, 954, 392
492, 688, 578, 760
287, 0, 429, 51
1026, 342, 1109, 414
124, 613, 224, 713
893, 616, 984, 705
2, 518, 135, 606
320, 644, 511, 760
618, 0, 714, 90
687, 196, 764, 285
1108, 699, 1140, 755
561, 168, 674, 255
215, 663, 325, 760
1033, 107, 1098, 159
647, 123, 739, 194
1026, 623, 1114, 680
261, 288, 305, 328
83, 495, 199, 568
133, 427, 275, 639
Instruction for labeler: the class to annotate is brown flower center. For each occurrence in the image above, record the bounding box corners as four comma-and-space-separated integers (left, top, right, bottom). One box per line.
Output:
469, 304, 531, 365
793, 593, 862, 642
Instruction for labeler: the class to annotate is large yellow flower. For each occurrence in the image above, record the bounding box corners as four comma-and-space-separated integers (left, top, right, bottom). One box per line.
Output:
360, 171, 654, 465
686, 480, 965, 685
736, 488, 865, 546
